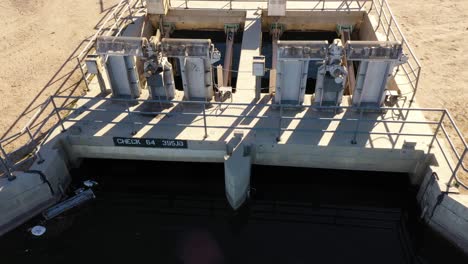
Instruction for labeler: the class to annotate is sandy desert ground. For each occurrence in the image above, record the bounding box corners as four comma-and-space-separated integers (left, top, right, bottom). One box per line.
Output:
0, 0, 119, 139
0, 0, 467, 177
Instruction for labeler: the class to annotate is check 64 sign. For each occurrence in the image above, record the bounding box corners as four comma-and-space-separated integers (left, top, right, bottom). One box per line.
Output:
113, 137, 188, 149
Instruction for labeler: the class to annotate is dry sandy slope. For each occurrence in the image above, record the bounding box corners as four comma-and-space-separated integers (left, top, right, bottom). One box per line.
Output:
0, 0, 466, 162
0, 0, 118, 138
390, 0, 468, 140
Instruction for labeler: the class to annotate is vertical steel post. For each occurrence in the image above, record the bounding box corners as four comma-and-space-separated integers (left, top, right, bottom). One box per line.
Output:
376, 0, 385, 30
447, 148, 468, 188
386, 16, 393, 40
427, 111, 445, 154
409, 67, 421, 105
51, 97, 67, 132
25, 127, 35, 144
27, 124, 45, 163
126, 0, 134, 23
185, 0, 188, 9
25, 125, 45, 163
77, 57, 90, 92
202, 102, 208, 139
0, 156, 14, 181
113, 11, 118, 23
0, 145, 15, 181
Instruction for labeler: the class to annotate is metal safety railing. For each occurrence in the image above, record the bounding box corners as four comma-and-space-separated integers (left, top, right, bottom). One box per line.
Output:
75, 0, 146, 93
368, 0, 422, 105
0, 0, 145, 179
172, 0, 372, 12
3, 95, 463, 188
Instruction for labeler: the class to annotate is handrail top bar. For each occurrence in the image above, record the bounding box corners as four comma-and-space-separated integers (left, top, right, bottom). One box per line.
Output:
377, 0, 422, 67
51, 95, 449, 112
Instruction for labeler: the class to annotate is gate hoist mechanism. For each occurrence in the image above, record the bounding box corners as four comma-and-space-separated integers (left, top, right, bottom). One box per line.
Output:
95, 35, 221, 101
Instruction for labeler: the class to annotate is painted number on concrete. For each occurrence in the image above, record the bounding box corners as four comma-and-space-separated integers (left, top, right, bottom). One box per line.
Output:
113, 137, 187, 149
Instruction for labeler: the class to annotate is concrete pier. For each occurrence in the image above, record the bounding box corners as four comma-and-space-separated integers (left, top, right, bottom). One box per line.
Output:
224, 131, 252, 209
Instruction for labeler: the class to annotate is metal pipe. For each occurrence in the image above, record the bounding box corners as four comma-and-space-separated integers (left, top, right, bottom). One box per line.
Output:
440, 124, 462, 160
269, 32, 280, 94
409, 67, 422, 104
445, 111, 468, 148
223, 29, 235, 87
0, 145, 15, 181
76, 58, 90, 92
51, 98, 66, 132
52, 94, 453, 112
57, 117, 439, 137
386, 16, 393, 40
31, 112, 56, 140
447, 149, 468, 189
375, 0, 385, 30
126, 0, 134, 23
427, 111, 445, 154
0, 157, 15, 181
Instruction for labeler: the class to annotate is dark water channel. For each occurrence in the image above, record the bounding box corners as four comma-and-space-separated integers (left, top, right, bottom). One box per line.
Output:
0, 159, 467, 263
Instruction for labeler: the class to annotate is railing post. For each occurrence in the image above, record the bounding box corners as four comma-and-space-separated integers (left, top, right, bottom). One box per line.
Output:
27, 123, 45, 164
427, 111, 445, 154
76, 57, 90, 92
376, 0, 385, 30
25, 126, 35, 144
409, 67, 421, 106
386, 16, 393, 40
126, 0, 134, 23
351, 108, 364, 144
368, 0, 375, 13
31, 98, 52, 140
25, 125, 45, 163
113, 11, 118, 23
0, 145, 15, 181
277, 104, 283, 142
447, 148, 468, 188
51, 97, 67, 132
185, 0, 188, 9
202, 102, 208, 139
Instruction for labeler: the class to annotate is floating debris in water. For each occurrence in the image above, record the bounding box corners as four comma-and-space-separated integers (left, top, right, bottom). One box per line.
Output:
31, 225, 46, 236
83, 180, 98, 188
43, 189, 96, 220
74, 187, 85, 195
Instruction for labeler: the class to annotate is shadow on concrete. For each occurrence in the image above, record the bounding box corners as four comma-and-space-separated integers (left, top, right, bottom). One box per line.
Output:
327, 110, 383, 148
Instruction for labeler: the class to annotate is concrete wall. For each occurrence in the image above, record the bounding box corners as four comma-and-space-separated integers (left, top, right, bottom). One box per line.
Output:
0, 141, 70, 236
262, 10, 365, 32
65, 135, 427, 177
418, 168, 468, 254
149, 10, 246, 30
